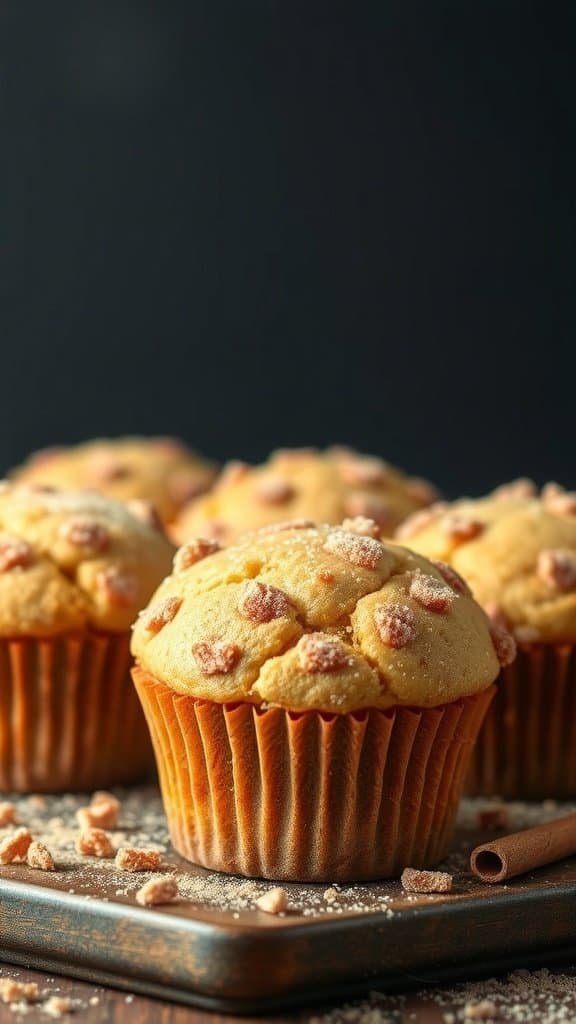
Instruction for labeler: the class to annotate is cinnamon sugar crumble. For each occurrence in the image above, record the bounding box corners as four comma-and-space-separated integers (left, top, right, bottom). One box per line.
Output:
140, 596, 183, 634
27, 841, 55, 871
409, 572, 455, 612
0, 801, 16, 826
401, 868, 452, 894
538, 549, 576, 592
442, 515, 484, 542
59, 518, 110, 554
192, 640, 242, 675
96, 567, 138, 607
136, 875, 178, 906
374, 604, 416, 648
255, 886, 288, 914
173, 538, 221, 572
257, 518, 315, 535
297, 633, 352, 673
76, 828, 114, 858
433, 560, 472, 596
489, 622, 517, 667
115, 846, 161, 872
0, 534, 34, 572
238, 580, 292, 623
324, 530, 384, 570
0, 827, 32, 864
343, 495, 393, 528
255, 477, 295, 504
341, 515, 381, 539
43, 995, 75, 1017
543, 484, 576, 517
395, 502, 448, 539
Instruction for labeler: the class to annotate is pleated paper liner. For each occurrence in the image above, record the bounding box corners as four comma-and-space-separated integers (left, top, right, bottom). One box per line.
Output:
466, 643, 576, 801
0, 632, 154, 793
133, 666, 495, 882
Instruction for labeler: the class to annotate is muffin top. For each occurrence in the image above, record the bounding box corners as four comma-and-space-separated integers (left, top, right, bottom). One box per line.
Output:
0, 484, 174, 636
171, 446, 439, 545
11, 436, 217, 525
397, 480, 576, 644
132, 517, 504, 713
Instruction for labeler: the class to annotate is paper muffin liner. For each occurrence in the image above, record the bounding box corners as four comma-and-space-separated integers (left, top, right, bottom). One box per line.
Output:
466, 643, 576, 800
0, 633, 153, 793
133, 667, 494, 881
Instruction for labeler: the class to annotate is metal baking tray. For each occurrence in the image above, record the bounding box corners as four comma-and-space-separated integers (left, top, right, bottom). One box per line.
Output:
0, 790, 575, 1013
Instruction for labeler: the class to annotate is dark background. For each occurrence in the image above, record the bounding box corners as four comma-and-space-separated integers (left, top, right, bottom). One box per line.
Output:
1, 2, 574, 497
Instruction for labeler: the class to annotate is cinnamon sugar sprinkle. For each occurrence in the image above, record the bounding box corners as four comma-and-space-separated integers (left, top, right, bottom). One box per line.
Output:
341, 516, 381, 539
0, 534, 34, 572
538, 549, 576, 592
192, 639, 242, 675
173, 538, 221, 572
238, 580, 292, 623
374, 604, 416, 649
442, 515, 485, 542
409, 571, 455, 612
297, 633, 352, 673
433, 560, 472, 596
59, 518, 110, 554
324, 530, 384, 570
140, 595, 183, 633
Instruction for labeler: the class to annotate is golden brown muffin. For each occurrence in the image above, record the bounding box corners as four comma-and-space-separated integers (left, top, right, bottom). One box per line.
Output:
171, 446, 439, 545
132, 517, 503, 881
12, 436, 217, 526
0, 483, 174, 792
398, 480, 576, 797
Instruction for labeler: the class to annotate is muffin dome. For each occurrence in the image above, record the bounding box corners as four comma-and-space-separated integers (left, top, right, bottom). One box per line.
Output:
172, 446, 439, 545
0, 484, 174, 635
11, 436, 217, 525
132, 518, 502, 713
397, 481, 576, 644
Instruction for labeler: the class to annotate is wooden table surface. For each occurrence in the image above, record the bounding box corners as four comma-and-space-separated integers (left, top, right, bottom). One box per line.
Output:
2, 960, 576, 1023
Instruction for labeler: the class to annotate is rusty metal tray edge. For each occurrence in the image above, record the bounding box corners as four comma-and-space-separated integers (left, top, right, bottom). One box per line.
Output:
2, 873, 576, 1012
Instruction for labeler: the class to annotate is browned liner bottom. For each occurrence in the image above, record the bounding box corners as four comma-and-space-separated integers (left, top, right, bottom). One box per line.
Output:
466, 644, 576, 800
0, 633, 153, 793
133, 667, 494, 881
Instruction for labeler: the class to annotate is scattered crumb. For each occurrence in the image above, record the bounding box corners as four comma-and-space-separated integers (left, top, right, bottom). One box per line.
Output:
42, 995, 74, 1017
401, 868, 453, 894
27, 841, 56, 871
323, 887, 339, 904
136, 876, 178, 907
255, 887, 288, 915
75, 828, 114, 858
0, 979, 39, 1004
463, 999, 498, 1019
0, 801, 17, 826
115, 846, 161, 871
0, 828, 32, 864
76, 791, 120, 830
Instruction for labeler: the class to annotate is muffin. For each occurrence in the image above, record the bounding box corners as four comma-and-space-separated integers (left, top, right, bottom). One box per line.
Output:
0, 483, 174, 792
398, 479, 576, 799
171, 446, 439, 546
131, 517, 503, 881
11, 436, 217, 527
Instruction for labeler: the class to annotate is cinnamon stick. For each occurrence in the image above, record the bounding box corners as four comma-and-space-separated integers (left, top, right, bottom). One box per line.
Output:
470, 812, 576, 884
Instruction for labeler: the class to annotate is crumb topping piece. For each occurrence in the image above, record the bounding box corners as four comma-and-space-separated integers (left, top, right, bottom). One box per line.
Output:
0, 979, 40, 1004
341, 515, 381, 539
489, 622, 517, 667
115, 846, 161, 871
136, 875, 179, 906
0, 534, 33, 572
543, 484, 576, 517
96, 567, 138, 607
433, 560, 471, 596
192, 640, 242, 675
409, 572, 455, 612
0, 801, 17, 826
324, 530, 384, 570
463, 1000, 498, 1020
43, 995, 75, 1018
59, 517, 110, 554
374, 604, 416, 649
255, 886, 288, 914
173, 538, 221, 572
297, 633, 352, 673
141, 596, 183, 634
255, 478, 295, 504
401, 867, 452, 894
442, 516, 484, 542
238, 580, 292, 623
538, 549, 576, 592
